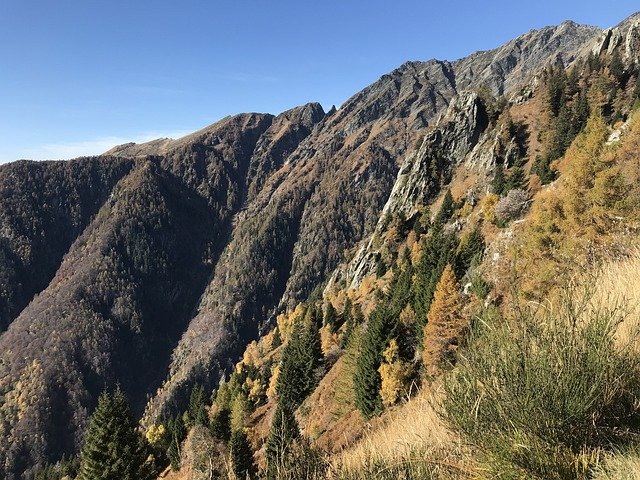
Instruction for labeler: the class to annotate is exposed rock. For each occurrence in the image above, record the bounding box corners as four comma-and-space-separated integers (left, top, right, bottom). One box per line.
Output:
328, 92, 489, 291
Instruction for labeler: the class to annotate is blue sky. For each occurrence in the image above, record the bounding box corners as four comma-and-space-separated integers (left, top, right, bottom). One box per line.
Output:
0, 1, 638, 163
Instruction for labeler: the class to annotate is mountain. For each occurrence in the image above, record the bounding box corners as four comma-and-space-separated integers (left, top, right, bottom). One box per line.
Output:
1, 12, 639, 479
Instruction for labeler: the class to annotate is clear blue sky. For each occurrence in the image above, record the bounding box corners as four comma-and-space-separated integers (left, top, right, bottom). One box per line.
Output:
0, 1, 638, 163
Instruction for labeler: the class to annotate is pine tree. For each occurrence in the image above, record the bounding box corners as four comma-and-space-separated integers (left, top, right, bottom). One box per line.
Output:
187, 384, 209, 427
609, 50, 625, 86
209, 407, 231, 442
547, 66, 567, 117
323, 302, 338, 333
571, 91, 590, 136
422, 265, 466, 376
454, 225, 485, 279
229, 429, 256, 480
276, 314, 322, 408
354, 305, 397, 418
434, 189, 455, 225
411, 222, 458, 334
533, 154, 557, 185
78, 388, 156, 480
265, 402, 300, 478
167, 414, 186, 470
492, 161, 506, 195
505, 166, 528, 191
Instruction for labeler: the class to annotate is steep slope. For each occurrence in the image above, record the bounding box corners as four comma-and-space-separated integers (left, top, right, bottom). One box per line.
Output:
0, 161, 221, 478
0, 15, 614, 479
0, 157, 134, 332
146, 20, 604, 422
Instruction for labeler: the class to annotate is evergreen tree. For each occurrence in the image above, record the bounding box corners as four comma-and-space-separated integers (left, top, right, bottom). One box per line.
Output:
187, 384, 209, 427
572, 91, 590, 136
209, 407, 231, 442
389, 261, 414, 318
422, 265, 465, 376
434, 189, 455, 225
411, 222, 458, 334
354, 305, 397, 418
78, 388, 156, 480
229, 429, 256, 480
341, 302, 360, 349
505, 166, 528, 191
454, 225, 485, 279
276, 315, 323, 408
323, 302, 338, 333
341, 297, 353, 326
492, 161, 506, 195
533, 154, 557, 185
547, 66, 567, 117
587, 52, 602, 72
265, 403, 300, 478
167, 414, 186, 470
609, 50, 625, 86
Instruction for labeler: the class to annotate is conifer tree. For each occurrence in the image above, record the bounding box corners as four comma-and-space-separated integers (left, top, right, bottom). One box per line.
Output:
229, 429, 256, 480
609, 50, 625, 86
492, 161, 506, 195
187, 384, 209, 427
78, 388, 156, 480
547, 66, 567, 117
341, 302, 360, 349
435, 189, 455, 225
422, 265, 466, 376
276, 314, 322, 408
209, 407, 231, 442
167, 414, 186, 470
454, 225, 485, 279
354, 305, 397, 418
265, 402, 300, 478
505, 166, 528, 191
323, 302, 338, 333
411, 222, 458, 334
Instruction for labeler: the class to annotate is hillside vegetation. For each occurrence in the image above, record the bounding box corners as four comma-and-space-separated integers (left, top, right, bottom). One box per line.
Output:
4, 12, 640, 480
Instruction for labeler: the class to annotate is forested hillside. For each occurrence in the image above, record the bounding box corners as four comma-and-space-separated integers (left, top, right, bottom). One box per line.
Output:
2, 11, 640, 480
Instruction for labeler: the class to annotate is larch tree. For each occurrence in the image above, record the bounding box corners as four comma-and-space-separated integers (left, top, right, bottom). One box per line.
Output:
422, 264, 467, 376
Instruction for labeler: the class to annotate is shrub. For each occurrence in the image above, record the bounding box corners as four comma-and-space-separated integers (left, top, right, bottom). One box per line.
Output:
494, 188, 531, 222
442, 285, 640, 479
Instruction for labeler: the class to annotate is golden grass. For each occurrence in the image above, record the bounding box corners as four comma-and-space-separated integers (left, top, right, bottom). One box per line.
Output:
593, 446, 640, 480
587, 249, 640, 351
330, 386, 479, 479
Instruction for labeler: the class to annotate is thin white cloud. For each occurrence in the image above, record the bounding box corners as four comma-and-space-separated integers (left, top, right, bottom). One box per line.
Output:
15, 130, 192, 162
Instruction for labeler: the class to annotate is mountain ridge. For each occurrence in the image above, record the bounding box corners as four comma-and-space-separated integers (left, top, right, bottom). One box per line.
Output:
1, 12, 639, 479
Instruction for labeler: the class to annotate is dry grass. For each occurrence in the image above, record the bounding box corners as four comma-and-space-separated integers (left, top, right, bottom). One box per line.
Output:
593, 446, 640, 480
330, 387, 478, 479
588, 249, 640, 351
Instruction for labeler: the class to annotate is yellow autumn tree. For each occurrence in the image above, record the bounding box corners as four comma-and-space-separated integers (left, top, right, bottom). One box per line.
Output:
422, 264, 466, 376
266, 364, 280, 399
562, 113, 610, 232
378, 339, 412, 407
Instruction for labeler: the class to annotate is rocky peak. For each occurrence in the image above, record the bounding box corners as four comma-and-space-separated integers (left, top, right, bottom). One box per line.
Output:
591, 11, 640, 63
453, 21, 601, 95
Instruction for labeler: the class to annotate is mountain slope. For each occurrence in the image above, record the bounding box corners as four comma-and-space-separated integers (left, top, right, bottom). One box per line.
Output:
0, 15, 623, 479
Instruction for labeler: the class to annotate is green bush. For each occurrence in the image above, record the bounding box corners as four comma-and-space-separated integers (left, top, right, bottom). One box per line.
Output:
442, 286, 640, 479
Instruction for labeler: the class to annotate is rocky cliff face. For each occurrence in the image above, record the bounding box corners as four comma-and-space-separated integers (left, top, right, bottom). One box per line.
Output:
329, 91, 490, 291
0, 13, 628, 478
